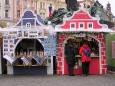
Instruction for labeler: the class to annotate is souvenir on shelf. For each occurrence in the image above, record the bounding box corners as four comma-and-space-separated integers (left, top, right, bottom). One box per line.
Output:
14, 50, 47, 66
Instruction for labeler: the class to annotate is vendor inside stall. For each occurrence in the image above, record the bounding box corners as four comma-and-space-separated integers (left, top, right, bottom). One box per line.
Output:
65, 35, 99, 68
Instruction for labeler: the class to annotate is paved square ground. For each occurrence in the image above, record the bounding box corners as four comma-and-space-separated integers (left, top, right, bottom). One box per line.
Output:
0, 74, 115, 86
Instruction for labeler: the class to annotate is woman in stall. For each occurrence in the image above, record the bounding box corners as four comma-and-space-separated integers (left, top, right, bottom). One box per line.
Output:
79, 40, 91, 76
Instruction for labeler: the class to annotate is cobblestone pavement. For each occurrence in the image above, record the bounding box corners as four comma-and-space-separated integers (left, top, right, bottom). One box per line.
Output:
0, 74, 115, 86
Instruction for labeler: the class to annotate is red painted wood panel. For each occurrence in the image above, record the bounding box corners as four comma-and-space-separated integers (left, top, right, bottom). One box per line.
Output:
64, 58, 100, 75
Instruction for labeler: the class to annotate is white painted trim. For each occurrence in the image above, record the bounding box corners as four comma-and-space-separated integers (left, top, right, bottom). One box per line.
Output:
55, 27, 114, 33
99, 34, 104, 74
99, 41, 102, 74
65, 19, 98, 21
62, 40, 67, 74
21, 18, 36, 19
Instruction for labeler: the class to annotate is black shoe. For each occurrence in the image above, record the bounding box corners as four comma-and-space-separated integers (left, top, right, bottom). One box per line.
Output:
69, 74, 75, 76
84, 74, 88, 76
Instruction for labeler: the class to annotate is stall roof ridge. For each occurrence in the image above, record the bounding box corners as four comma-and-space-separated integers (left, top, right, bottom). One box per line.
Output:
71, 9, 93, 20
16, 8, 45, 26
55, 9, 115, 33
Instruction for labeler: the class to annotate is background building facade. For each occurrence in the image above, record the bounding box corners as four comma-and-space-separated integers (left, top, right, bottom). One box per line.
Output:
0, 0, 114, 27
0, 0, 13, 23
0, 0, 66, 25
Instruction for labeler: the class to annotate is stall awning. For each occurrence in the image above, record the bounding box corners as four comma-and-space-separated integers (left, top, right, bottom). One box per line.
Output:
55, 27, 114, 33
0, 26, 51, 32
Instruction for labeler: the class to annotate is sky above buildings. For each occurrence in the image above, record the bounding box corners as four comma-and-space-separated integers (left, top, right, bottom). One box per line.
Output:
97, 0, 115, 16
77, 0, 115, 16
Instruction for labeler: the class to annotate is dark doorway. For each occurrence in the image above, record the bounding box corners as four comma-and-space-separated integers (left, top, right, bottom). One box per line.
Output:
2, 58, 7, 74
0, 37, 7, 74
1, 47, 7, 74
53, 56, 57, 74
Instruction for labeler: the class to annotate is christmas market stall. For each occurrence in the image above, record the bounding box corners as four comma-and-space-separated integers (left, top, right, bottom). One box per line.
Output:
55, 9, 114, 75
0, 9, 56, 75
106, 33, 115, 72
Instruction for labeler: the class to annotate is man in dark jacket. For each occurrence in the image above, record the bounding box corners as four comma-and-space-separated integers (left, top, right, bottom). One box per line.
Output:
65, 39, 76, 76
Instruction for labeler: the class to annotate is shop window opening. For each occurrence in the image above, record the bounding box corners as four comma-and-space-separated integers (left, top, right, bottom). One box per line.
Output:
14, 39, 47, 66
65, 36, 99, 58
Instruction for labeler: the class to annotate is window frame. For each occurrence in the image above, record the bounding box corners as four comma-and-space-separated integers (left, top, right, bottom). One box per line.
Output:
78, 22, 84, 28
16, 0, 20, 5
17, 10, 20, 18
70, 22, 76, 29
88, 22, 93, 29
26, 22, 31, 28
5, 10, 9, 18
40, 2, 45, 9
5, 0, 9, 5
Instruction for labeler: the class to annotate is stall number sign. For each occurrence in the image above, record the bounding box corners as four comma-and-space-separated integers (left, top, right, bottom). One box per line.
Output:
112, 41, 115, 59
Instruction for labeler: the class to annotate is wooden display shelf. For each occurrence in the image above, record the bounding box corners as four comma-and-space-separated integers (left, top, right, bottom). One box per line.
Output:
13, 64, 47, 67
75, 55, 99, 58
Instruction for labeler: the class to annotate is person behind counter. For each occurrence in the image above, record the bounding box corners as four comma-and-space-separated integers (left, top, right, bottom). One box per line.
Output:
79, 40, 91, 76
65, 39, 76, 76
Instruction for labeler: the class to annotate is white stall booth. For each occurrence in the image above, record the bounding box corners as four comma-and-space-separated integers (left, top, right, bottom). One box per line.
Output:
0, 9, 56, 75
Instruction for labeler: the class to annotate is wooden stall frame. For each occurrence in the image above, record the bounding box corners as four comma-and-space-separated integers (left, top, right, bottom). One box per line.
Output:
61, 35, 102, 74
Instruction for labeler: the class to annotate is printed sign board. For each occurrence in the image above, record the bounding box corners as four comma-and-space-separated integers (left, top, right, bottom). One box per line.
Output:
44, 35, 56, 56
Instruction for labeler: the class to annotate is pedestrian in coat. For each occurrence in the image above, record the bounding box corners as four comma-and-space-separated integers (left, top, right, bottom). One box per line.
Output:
65, 39, 76, 76
79, 41, 91, 76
